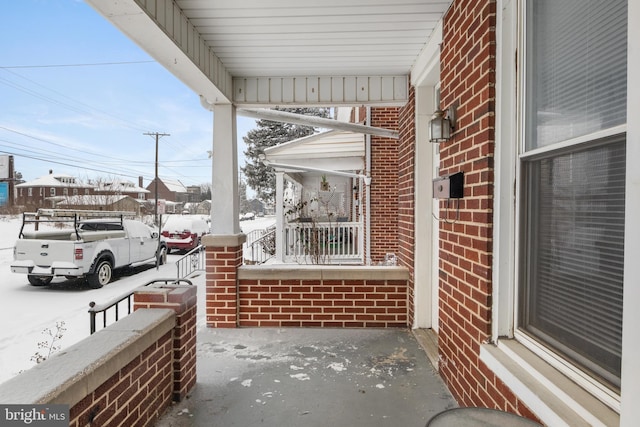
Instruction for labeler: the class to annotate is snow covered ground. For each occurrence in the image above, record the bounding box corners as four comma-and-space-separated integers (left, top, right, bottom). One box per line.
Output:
0, 214, 275, 385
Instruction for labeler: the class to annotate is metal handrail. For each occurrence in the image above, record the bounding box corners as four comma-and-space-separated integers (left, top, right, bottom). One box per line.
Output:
88, 278, 193, 334
245, 226, 276, 265
175, 245, 205, 278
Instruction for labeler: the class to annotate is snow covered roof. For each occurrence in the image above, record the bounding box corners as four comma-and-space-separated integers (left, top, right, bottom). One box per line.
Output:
97, 179, 149, 194
162, 179, 188, 194
16, 173, 92, 188
56, 195, 132, 206
262, 130, 365, 173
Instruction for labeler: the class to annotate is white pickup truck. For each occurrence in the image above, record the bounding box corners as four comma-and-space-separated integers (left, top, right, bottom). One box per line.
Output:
11, 210, 167, 289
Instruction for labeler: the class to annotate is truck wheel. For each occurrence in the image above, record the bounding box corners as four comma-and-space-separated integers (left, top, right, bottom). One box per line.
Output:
88, 260, 112, 289
28, 275, 53, 286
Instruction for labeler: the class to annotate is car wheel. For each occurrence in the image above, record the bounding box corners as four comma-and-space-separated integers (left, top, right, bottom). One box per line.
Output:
28, 275, 53, 286
88, 259, 112, 289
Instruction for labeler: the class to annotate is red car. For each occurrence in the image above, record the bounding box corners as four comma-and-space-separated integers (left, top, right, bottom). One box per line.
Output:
161, 215, 210, 253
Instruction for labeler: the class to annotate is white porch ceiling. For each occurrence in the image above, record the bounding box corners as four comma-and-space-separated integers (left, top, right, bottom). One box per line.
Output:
85, 0, 450, 106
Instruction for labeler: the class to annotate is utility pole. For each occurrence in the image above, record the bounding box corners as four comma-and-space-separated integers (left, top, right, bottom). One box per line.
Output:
144, 132, 170, 226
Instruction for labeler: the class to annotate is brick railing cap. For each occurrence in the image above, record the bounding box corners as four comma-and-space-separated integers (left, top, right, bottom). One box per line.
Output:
238, 264, 410, 281
202, 233, 246, 247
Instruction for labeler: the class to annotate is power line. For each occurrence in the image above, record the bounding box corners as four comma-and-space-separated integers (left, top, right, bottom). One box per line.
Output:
0, 149, 153, 181
0, 69, 150, 133
0, 60, 155, 69
0, 62, 216, 186
0, 128, 159, 178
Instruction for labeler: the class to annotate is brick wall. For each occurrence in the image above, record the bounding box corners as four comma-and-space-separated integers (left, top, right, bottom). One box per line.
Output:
134, 286, 198, 401
237, 266, 410, 327
68, 286, 198, 426
70, 330, 174, 426
437, 0, 537, 419
398, 86, 417, 325
0, 308, 195, 427
369, 107, 400, 264
203, 235, 245, 328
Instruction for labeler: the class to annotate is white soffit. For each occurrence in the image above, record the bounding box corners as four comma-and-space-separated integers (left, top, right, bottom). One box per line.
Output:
86, 0, 452, 106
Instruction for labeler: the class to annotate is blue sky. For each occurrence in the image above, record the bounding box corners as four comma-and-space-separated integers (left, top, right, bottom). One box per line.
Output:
0, 0, 256, 189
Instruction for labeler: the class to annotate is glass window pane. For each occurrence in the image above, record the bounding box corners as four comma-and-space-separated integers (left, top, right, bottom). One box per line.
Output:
525, 0, 627, 150
521, 137, 625, 387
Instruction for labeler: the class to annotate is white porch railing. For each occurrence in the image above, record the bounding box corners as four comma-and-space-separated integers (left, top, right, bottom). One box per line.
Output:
284, 221, 363, 264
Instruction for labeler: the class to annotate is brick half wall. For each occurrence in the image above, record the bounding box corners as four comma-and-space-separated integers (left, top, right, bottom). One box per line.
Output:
238, 265, 410, 327
0, 286, 198, 427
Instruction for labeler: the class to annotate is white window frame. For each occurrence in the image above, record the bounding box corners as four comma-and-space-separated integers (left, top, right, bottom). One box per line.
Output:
480, 0, 639, 425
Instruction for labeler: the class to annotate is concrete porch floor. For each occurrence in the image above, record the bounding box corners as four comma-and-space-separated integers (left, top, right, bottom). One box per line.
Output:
154, 271, 456, 426
156, 325, 457, 427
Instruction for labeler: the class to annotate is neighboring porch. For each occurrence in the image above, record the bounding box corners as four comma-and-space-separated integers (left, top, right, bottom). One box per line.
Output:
261, 124, 371, 265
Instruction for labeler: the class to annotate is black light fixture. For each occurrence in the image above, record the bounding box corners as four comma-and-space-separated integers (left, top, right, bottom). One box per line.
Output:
429, 105, 456, 143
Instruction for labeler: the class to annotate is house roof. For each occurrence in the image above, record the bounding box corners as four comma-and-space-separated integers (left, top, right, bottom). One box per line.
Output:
56, 195, 133, 206
162, 179, 188, 194
16, 173, 91, 188
262, 129, 365, 173
97, 179, 150, 194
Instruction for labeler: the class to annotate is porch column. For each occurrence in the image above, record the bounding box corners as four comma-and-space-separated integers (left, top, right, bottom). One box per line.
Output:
275, 171, 284, 262
211, 103, 240, 235
203, 103, 244, 328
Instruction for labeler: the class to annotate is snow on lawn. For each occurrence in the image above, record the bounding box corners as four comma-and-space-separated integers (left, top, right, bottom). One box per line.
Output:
0, 214, 275, 385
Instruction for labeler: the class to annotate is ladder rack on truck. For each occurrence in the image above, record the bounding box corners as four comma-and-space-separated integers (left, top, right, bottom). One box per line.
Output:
18, 209, 138, 240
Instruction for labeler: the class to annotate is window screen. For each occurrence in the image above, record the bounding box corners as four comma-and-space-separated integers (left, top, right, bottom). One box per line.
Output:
522, 138, 625, 387
521, 0, 627, 389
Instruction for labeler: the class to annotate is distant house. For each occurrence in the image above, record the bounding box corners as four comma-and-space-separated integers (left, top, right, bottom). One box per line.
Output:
195, 200, 211, 215
146, 178, 189, 203
94, 177, 149, 200
186, 185, 203, 203
15, 170, 93, 210
56, 194, 142, 215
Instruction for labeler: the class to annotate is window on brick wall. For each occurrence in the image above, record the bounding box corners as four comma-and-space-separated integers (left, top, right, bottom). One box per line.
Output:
519, 0, 627, 390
